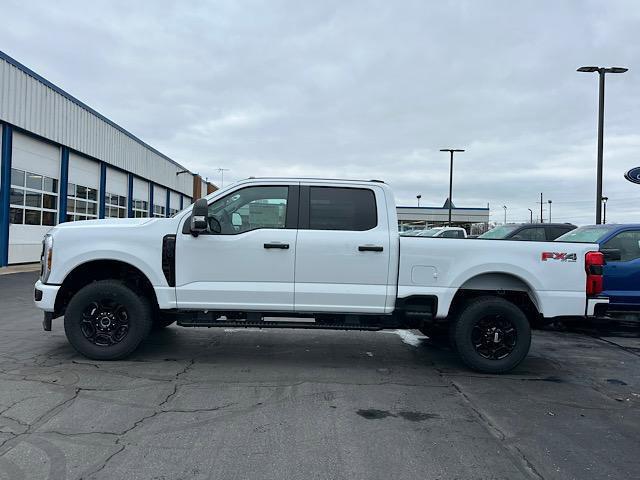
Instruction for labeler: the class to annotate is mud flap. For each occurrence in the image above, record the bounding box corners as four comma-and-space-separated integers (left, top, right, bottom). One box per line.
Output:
42, 312, 53, 331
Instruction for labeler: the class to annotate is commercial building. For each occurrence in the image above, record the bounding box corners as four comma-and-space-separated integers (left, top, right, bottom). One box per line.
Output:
0, 51, 215, 265
396, 200, 490, 234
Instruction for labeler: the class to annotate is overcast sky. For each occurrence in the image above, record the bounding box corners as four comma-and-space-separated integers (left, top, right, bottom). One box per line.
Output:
2, 0, 639, 224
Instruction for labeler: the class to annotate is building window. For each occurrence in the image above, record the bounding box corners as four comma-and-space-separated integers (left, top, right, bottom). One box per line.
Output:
133, 199, 149, 218
67, 183, 98, 222
9, 168, 58, 226
169, 208, 179, 217
105, 193, 127, 218
153, 204, 166, 218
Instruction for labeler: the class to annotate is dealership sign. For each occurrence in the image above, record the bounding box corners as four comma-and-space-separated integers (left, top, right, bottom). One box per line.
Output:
624, 167, 640, 185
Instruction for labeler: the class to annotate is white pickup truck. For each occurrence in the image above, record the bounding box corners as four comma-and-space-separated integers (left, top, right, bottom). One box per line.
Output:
34, 178, 608, 373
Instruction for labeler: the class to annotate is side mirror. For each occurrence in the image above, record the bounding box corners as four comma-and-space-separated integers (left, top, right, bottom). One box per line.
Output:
208, 216, 221, 234
601, 248, 622, 262
190, 198, 209, 236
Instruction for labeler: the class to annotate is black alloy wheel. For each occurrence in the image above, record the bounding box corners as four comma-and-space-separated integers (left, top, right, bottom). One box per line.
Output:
64, 280, 153, 360
471, 314, 517, 360
80, 299, 130, 346
452, 296, 531, 374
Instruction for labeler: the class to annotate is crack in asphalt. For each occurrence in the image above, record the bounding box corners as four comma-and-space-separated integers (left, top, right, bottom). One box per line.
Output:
433, 367, 545, 480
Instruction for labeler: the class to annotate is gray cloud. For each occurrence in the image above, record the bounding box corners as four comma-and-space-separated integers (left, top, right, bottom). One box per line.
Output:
2, 0, 639, 224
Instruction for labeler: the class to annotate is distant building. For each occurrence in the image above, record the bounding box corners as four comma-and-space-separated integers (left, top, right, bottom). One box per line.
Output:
396, 199, 490, 234
0, 51, 216, 265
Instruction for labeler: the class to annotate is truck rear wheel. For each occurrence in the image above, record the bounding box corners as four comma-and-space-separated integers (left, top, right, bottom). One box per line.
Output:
452, 296, 531, 374
64, 280, 153, 360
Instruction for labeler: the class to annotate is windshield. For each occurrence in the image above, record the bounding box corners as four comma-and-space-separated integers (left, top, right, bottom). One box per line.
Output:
478, 225, 519, 239
555, 226, 614, 243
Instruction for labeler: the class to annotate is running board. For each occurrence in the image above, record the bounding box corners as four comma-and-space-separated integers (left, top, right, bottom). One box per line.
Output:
176, 319, 383, 331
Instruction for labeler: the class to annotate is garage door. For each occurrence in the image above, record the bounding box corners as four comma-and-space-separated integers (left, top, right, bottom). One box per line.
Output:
105, 168, 128, 218
67, 152, 100, 222
132, 178, 149, 218
153, 185, 167, 217
8, 132, 60, 264
170, 191, 181, 216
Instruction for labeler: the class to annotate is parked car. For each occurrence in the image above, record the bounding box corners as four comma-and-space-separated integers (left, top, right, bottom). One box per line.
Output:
556, 224, 640, 312
478, 223, 577, 241
34, 178, 607, 373
415, 227, 467, 238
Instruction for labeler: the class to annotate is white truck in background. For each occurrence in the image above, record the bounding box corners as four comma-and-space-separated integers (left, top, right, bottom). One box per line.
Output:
34, 178, 608, 373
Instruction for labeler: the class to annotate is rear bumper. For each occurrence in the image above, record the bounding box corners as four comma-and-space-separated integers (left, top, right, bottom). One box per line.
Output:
34, 280, 60, 312
586, 297, 609, 317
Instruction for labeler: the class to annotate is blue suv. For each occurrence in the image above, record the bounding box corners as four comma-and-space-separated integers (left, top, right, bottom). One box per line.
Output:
556, 224, 640, 312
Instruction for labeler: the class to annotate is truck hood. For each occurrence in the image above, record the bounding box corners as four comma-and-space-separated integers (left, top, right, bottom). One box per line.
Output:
48, 217, 159, 234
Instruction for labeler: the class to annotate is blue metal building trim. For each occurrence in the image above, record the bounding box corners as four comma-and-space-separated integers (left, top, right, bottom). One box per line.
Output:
127, 173, 134, 218
166, 189, 170, 216
0, 124, 13, 266
149, 183, 154, 217
98, 162, 107, 219
58, 147, 69, 224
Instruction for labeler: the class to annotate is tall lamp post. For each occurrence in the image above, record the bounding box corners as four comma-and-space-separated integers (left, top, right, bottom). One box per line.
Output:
503, 205, 507, 224
602, 196, 608, 224
577, 66, 628, 224
440, 148, 465, 225
216, 168, 230, 188
548, 200, 552, 222
416, 194, 421, 207
527, 208, 533, 223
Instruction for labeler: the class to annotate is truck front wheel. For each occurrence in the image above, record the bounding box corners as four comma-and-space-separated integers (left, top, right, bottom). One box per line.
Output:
452, 296, 531, 374
64, 280, 153, 360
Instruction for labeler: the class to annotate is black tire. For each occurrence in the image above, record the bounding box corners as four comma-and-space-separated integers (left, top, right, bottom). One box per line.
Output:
452, 296, 531, 374
64, 280, 153, 360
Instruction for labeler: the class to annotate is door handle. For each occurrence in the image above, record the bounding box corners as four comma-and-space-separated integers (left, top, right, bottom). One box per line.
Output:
358, 245, 383, 252
264, 243, 290, 249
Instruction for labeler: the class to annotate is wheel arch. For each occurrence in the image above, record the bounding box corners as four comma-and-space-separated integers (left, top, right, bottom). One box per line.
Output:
54, 259, 159, 317
449, 272, 542, 323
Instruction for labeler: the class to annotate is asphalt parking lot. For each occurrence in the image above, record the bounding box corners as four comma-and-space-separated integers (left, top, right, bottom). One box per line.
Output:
0, 272, 639, 480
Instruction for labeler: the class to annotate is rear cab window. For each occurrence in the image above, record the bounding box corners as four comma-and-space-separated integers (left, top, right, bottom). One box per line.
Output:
307, 186, 377, 231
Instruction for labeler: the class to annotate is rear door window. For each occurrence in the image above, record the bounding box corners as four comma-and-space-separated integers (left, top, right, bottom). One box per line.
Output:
547, 226, 573, 240
513, 227, 545, 241
308, 187, 377, 231
602, 231, 640, 262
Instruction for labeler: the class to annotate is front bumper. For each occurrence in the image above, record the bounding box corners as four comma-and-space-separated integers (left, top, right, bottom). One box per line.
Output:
586, 297, 609, 317
34, 279, 60, 313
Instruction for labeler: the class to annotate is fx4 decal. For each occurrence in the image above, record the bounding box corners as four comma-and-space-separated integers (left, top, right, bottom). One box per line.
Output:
541, 252, 577, 262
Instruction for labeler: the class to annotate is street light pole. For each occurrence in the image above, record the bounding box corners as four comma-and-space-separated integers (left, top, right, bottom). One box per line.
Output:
540, 193, 544, 224
577, 66, 628, 224
503, 205, 507, 224
216, 168, 230, 188
527, 208, 533, 223
602, 196, 608, 224
548, 200, 552, 222
440, 149, 465, 226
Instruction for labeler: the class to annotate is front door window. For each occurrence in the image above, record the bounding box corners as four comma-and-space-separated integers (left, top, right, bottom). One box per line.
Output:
208, 186, 289, 234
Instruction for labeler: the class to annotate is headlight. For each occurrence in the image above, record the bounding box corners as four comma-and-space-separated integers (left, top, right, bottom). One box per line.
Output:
41, 234, 53, 283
